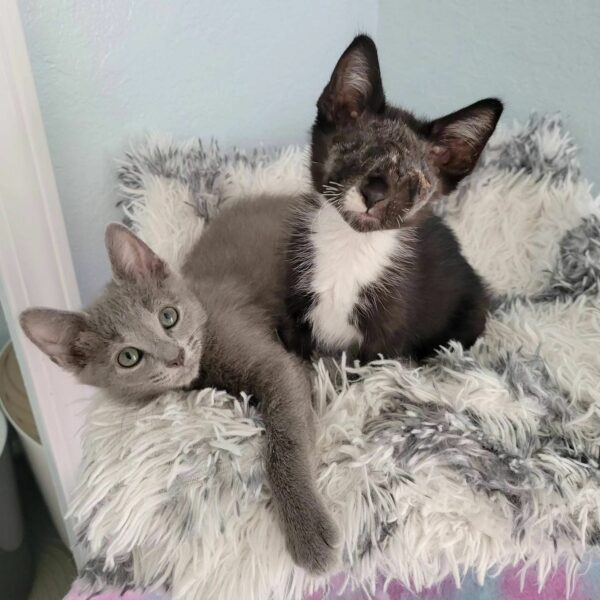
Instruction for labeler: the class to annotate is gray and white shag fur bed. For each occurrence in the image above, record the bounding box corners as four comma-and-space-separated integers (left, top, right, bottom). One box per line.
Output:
71, 115, 600, 600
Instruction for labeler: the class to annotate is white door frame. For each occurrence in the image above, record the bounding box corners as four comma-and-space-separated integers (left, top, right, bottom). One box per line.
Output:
0, 0, 90, 560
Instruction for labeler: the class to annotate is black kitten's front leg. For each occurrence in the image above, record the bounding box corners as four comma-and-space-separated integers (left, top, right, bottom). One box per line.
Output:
277, 311, 314, 360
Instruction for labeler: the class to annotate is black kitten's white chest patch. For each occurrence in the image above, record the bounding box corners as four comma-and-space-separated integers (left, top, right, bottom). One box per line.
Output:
303, 201, 405, 351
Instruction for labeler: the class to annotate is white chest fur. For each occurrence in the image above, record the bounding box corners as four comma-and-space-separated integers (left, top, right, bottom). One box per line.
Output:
305, 202, 399, 351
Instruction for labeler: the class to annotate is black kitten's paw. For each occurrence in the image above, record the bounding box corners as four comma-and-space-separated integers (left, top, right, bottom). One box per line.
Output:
286, 501, 340, 574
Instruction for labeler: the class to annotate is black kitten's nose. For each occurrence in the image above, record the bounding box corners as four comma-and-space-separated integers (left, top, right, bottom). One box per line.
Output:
361, 176, 388, 209
166, 348, 185, 368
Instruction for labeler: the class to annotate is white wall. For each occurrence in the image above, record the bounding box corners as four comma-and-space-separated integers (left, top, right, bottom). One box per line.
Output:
379, 1, 600, 180
18, 0, 378, 304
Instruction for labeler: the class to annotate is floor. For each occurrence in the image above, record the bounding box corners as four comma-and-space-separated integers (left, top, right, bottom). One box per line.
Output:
15, 447, 76, 600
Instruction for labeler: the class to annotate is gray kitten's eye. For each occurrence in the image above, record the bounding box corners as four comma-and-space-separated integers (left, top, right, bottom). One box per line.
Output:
117, 347, 142, 368
159, 306, 179, 329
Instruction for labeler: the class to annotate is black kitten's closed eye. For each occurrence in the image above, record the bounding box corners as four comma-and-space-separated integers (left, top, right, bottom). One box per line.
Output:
159, 307, 179, 329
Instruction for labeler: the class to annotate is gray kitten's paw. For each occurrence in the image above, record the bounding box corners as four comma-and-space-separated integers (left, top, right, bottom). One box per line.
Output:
286, 502, 340, 574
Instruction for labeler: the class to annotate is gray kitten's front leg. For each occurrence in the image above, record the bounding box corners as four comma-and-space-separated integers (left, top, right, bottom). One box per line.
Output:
259, 352, 340, 573
200, 310, 339, 573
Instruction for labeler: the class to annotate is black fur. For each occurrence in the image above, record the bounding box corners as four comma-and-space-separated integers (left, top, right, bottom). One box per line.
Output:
281, 34, 501, 362
355, 216, 488, 362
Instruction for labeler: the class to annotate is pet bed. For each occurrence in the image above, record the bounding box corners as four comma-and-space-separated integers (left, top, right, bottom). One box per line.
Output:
66, 115, 600, 600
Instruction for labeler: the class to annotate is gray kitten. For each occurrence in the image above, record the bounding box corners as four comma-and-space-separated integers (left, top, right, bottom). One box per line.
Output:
20, 195, 339, 573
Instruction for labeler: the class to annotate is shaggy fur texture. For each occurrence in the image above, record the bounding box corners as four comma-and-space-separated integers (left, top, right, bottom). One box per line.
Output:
70, 115, 600, 600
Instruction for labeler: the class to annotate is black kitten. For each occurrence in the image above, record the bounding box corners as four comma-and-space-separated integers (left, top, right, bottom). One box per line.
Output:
281, 35, 502, 362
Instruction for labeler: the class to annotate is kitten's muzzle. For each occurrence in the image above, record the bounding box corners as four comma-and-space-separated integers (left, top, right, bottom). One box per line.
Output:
166, 348, 185, 368
361, 176, 388, 209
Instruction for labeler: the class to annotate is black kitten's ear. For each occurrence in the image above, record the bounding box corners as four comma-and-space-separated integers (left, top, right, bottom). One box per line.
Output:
20, 308, 88, 373
427, 98, 503, 188
105, 223, 168, 285
318, 34, 385, 126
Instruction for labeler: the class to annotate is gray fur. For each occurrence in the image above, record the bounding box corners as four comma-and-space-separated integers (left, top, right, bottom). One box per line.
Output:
481, 113, 580, 183
21, 203, 338, 574
67, 113, 600, 598
183, 195, 339, 572
20, 225, 205, 403
491, 216, 600, 310
541, 215, 600, 300
120, 138, 279, 221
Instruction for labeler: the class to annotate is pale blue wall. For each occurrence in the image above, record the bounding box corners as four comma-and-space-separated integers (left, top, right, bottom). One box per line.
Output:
379, 1, 600, 179
16, 1, 600, 307
18, 0, 378, 304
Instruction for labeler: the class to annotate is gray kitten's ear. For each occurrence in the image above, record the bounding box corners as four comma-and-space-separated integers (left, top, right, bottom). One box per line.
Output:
318, 34, 385, 127
105, 223, 167, 285
427, 98, 503, 189
20, 308, 88, 373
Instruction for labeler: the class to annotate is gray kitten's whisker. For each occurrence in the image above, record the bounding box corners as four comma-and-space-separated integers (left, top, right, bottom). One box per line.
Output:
19, 223, 207, 405
20, 209, 339, 573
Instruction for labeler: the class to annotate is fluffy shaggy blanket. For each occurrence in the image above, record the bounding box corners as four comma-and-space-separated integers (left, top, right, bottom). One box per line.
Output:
69, 116, 600, 600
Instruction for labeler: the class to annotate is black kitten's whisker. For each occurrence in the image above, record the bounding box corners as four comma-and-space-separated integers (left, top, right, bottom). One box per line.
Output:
282, 33, 500, 365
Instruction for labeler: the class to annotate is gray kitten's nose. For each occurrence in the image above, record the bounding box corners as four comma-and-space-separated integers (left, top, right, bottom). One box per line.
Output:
361, 176, 388, 209
166, 348, 185, 368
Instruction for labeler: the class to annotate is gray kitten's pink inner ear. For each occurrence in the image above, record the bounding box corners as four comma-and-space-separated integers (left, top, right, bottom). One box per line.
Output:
19, 308, 88, 372
105, 223, 167, 285
318, 35, 385, 126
